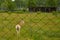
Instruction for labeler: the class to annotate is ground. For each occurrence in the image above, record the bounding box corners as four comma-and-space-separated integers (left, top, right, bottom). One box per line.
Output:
0, 12, 60, 40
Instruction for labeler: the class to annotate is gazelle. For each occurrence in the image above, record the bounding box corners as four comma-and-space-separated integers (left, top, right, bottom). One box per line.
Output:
15, 20, 25, 34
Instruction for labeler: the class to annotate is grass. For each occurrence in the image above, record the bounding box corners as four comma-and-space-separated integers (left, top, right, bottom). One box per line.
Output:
0, 12, 60, 40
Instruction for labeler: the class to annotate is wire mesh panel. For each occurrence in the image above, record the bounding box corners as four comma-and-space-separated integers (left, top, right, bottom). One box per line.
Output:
0, 13, 60, 40
0, 0, 60, 40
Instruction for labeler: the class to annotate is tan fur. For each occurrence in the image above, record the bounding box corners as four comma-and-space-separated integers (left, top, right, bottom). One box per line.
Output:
15, 20, 25, 34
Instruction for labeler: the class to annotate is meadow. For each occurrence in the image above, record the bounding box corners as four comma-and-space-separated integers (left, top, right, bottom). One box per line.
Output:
0, 12, 60, 40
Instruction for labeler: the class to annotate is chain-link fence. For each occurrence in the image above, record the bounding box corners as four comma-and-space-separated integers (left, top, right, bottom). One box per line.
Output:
0, 13, 60, 40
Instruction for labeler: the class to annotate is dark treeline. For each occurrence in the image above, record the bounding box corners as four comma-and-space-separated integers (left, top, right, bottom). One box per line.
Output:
0, 0, 60, 12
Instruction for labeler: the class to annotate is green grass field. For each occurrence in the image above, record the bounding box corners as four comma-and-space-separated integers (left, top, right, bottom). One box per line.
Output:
0, 13, 60, 40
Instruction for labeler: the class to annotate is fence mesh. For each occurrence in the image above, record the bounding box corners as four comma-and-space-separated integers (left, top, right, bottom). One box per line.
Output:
0, 13, 60, 40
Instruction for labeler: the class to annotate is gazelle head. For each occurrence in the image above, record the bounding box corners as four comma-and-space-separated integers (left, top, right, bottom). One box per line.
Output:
18, 19, 25, 26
